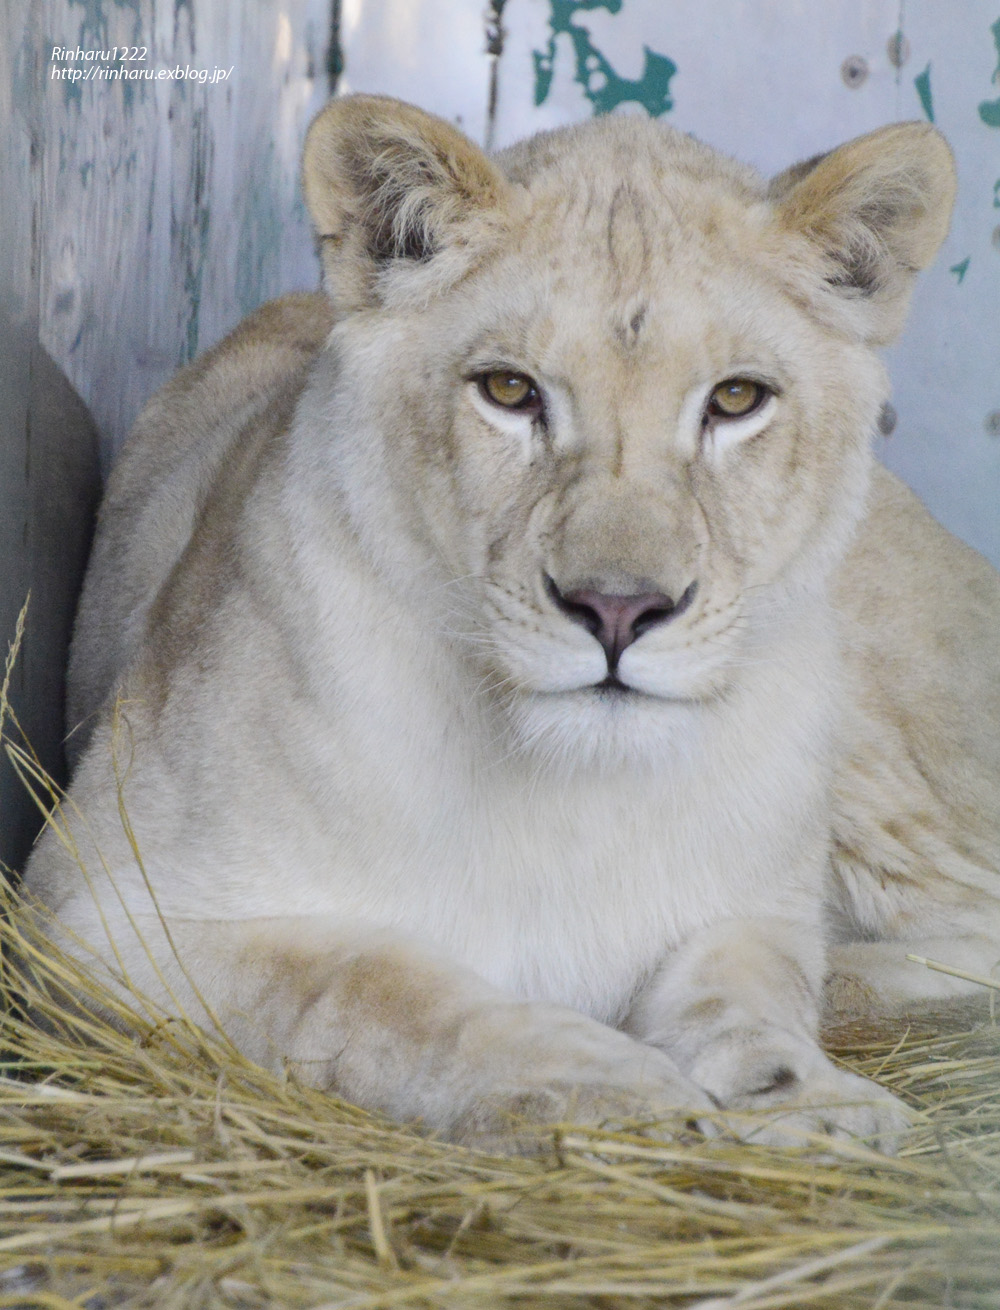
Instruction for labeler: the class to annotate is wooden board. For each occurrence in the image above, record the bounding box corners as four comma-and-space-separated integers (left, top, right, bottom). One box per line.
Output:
34, 0, 331, 469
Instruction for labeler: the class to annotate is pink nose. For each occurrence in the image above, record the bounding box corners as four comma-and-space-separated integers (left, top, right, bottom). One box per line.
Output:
549, 580, 698, 670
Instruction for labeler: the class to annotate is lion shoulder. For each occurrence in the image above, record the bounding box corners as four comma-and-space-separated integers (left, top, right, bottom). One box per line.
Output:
66, 293, 333, 761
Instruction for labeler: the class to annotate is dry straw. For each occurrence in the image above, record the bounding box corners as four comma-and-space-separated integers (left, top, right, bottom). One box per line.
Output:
2, 607, 999, 1308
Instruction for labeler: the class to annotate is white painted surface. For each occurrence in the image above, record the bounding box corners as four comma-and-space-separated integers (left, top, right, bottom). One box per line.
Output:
338, 0, 493, 141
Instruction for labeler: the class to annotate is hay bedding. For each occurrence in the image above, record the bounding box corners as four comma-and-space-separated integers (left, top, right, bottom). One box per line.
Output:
2, 627, 999, 1309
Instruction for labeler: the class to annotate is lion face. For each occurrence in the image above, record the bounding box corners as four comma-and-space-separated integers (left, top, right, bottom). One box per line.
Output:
301, 100, 952, 760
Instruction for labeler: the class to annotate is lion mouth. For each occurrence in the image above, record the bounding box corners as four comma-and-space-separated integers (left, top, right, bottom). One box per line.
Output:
584, 674, 706, 707
593, 674, 638, 697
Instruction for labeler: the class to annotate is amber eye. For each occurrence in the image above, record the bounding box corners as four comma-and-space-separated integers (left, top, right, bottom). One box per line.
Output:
479, 370, 541, 412
706, 378, 768, 420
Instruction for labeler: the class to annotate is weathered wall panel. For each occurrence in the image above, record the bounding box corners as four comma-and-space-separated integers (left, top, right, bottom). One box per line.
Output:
876, 9, 1000, 562
37, 0, 330, 470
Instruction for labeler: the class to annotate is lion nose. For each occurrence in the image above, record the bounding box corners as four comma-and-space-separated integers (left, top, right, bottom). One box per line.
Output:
547, 578, 698, 670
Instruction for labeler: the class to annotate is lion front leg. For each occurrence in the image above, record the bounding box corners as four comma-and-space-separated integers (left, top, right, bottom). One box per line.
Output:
54, 908, 712, 1153
626, 917, 910, 1152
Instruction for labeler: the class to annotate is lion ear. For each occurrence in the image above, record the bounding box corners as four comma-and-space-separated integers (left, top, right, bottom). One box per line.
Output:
303, 95, 516, 309
770, 122, 956, 344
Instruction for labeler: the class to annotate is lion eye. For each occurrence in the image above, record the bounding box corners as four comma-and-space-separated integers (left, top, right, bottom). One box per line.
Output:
479, 371, 541, 413
706, 378, 768, 420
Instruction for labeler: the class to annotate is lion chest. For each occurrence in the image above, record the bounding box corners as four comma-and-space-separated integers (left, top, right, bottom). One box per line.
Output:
260, 750, 827, 1024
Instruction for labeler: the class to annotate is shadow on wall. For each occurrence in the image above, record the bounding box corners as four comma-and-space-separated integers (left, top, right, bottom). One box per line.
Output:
0, 308, 100, 876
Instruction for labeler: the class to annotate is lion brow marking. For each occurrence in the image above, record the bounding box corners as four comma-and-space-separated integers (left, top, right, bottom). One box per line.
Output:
605, 183, 652, 298
613, 299, 648, 351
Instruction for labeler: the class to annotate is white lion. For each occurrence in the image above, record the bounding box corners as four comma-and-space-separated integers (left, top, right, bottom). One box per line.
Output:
25, 96, 1000, 1152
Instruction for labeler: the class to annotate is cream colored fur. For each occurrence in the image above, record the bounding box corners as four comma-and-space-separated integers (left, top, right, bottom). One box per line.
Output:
26, 97, 1000, 1153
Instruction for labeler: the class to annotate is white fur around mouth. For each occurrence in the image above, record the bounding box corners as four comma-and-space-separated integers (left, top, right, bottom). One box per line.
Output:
546, 677, 698, 705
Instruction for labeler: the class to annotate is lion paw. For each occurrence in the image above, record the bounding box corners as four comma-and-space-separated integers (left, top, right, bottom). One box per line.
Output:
689, 1030, 910, 1154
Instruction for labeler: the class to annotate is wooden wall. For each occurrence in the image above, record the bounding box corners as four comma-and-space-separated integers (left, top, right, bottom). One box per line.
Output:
1, 0, 330, 870
22, 0, 332, 470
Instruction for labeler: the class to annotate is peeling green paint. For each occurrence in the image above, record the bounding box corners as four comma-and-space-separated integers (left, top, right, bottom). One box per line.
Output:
914, 63, 934, 121
120, 67, 136, 113
950, 256, 971, 283
53, 0, 150, 112
993, 179, 1000, 207
59, 0, 110, 107
119, 0, 148, 112
533, 0, 677, 117
67, 0, 111, 49
60, 64, 83, 109
978, 17, 1000, 126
